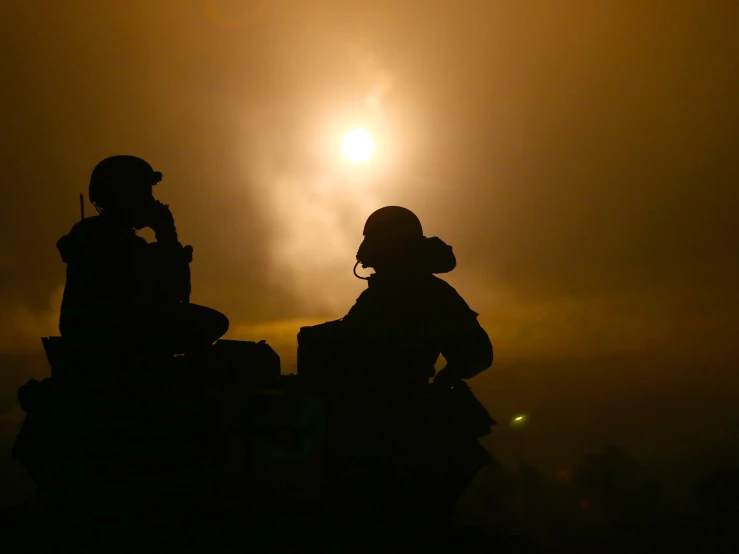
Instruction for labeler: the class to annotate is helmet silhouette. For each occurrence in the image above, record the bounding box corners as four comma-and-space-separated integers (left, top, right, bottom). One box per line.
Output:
356, 206, 456, 275
362, 206, 423, 241
88, 155, 163, 210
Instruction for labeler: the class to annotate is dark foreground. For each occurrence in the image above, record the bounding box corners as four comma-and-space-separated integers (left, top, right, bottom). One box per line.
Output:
1, 502, 539, 553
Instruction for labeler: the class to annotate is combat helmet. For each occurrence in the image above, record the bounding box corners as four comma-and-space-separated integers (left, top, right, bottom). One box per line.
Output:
355, 206, 456, 275
88, 155, 162, 211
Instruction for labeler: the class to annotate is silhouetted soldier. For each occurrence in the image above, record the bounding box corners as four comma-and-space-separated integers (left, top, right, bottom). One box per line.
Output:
15, 156, 320, 551
298, 206, 494, 544
56, 155, 228, 363
10, 156, 236, 550
345, 205, 492, 385
300, 206, 492, 387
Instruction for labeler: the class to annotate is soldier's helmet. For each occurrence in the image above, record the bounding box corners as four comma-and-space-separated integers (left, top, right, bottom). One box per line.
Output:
362, 206, 424, 242
88, 155, 162, 211
357, 206, 456, 274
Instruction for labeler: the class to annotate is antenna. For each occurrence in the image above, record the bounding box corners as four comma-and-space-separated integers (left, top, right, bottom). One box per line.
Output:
79, 193, 85, 221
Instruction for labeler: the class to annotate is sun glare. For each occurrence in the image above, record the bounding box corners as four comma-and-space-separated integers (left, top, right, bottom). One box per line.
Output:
341, 127, 375, 163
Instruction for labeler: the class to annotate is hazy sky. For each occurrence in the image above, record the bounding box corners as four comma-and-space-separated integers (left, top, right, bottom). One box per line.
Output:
1, 1, 738, 481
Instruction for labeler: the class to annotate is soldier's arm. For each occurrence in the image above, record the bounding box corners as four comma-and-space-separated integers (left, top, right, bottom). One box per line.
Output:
147, 238, 192, 304
435, 284, 493, 381
147, 203, 192, 303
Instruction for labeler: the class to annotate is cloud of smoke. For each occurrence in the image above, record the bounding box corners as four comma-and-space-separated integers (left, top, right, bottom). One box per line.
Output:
236, 51, 396, 318
357, 53, 394, 122
263, 170, 374, 315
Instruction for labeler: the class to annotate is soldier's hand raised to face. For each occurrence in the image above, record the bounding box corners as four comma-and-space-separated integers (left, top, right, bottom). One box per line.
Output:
147, 200, 176, 233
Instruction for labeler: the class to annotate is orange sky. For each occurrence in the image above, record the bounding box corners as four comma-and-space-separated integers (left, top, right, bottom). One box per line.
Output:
1, 1, 738, 479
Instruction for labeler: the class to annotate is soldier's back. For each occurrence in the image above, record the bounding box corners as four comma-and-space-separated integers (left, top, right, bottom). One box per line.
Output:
58, 216, 152, 339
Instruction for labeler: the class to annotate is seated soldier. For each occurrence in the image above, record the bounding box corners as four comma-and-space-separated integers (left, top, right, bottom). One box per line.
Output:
56, 155, 229, 361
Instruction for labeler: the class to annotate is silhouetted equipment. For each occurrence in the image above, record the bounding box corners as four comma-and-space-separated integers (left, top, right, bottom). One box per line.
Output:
297, 319, 352, 383
13, 333, 329, 551
207, 339, 281, 382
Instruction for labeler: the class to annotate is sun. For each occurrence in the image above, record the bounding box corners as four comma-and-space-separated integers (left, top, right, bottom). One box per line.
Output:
341, 127, 375, 163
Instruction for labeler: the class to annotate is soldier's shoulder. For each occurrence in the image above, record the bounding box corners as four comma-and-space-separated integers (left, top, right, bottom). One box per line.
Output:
67, 215, 107, 236
426, 276, 478, 315
346, 285, 374, 311
57, 216, 102, 255
426, 275, 462, 296
57, 216, 131, 262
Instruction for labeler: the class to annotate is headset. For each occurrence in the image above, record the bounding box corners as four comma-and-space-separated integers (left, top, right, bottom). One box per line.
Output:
352, 235, 427, 280
353, 235, 456, 279
353, 237, 378, 280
